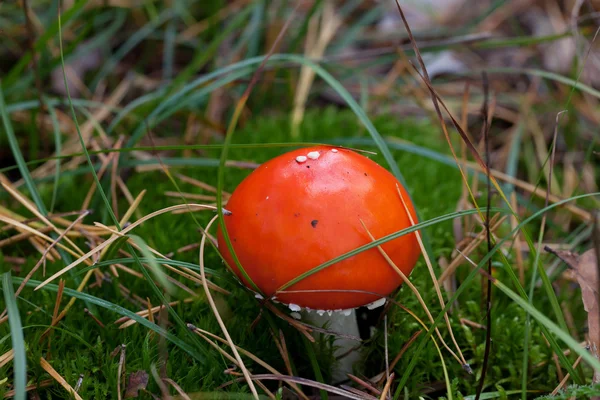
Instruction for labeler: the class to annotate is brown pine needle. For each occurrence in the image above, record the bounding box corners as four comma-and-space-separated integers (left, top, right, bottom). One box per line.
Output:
117, 298, 194, 329
438, 214, 507, 284
35, 203, 219, 291
0, 182, 85, 257
396, 186, 470, 371
198, 215, 259, 399
551, 355, 583, 395
0, 349, 14, 369
40, 279, 65, 340
359, 220, 463, 368
40, 357, 84, 400
379, 372, 395, 400
190, 325, 309, 400
164, 378, 192, 400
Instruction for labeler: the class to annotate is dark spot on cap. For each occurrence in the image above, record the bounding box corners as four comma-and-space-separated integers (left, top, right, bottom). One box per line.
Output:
306, 165, 310, 168
294, 213, 300, 217
311, 220, 318, 228
233, 238, 237, 242
364, 172, 368, 176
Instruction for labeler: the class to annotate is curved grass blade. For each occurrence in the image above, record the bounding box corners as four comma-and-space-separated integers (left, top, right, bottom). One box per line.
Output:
0, 85, 45, 211
1, 74, 95, 310
494, 277, 600, 372
76, 257, 226, 279
44, 99, 62, 213
171, 6, 253, 88
4, 0, 87, 86
276, 207, 505, 293
129, 235, 175, 295
302, 335, 328, 400
392, 192, 599, 398
89, 9, 174, 90
2, 272, 26, 400
214, 10, 303, 298
11, 277, 206, 362
57, 11, 119, 228
0, 142, 343, 174
479, 67, 600, 99
6, 98, 122, 114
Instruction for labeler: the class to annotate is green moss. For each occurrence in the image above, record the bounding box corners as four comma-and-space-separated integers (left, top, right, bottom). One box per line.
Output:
0, 108, 565, 398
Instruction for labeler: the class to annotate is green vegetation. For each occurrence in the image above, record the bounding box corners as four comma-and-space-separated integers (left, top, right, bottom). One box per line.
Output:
0, 1, 599, 399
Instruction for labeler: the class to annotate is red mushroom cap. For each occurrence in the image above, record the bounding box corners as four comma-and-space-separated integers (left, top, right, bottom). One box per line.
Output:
216, 146, 420, 310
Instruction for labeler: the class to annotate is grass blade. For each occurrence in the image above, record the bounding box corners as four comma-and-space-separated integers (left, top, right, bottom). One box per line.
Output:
13, 276, 206, 362
0, 84, 46, 213
2, 272, 26, 400
392, 192, 599, 398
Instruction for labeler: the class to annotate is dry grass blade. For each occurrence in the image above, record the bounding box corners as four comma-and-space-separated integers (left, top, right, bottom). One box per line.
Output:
371, 330, 423, 385
164, 191, 217, 201
190, 325, 309, 400
39, 358, 83, 400
347, 374, 382, 396
150, 363, 170, 399
258, 300, 314, 342
199, 215, 259, 399
40, 279, 65, 341
117, 345, 126, 400
117, 298, 194, 329
379, 372, 395, 400
164, 378, 192, 400
2, 210, 89, 321
269, 329, 293, 381
359, 220, 463, 367
396, 186, 469, 371
0, 182, 84, 257
34, 203, 219, 290
2, 380, 53, 399
225, 374, 366, 400
551, 355, 583, 396
0, 213, 87, 261
438, 214, 506, 284
110, 136, 124, 220
175, 173, 231, 197
0, 349, 14, 369
477, 71, 493, 400
509, 192, 525, 284
291, 0, 342, 136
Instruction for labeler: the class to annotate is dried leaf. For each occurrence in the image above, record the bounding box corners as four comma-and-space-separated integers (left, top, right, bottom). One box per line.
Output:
555, 248, 600, 380
124, 370, 149, 399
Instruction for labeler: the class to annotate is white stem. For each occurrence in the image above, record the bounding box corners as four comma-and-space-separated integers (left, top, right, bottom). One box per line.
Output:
301, 309, 362, 383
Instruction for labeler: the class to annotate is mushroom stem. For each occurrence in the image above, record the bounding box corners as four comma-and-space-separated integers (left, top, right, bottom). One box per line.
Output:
301, 308, 362, 383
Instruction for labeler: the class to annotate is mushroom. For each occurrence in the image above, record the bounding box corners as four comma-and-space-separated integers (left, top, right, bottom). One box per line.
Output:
217, 145, 420, 380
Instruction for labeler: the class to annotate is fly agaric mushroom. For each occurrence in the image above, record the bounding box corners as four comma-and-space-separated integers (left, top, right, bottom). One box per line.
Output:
216, 145, 420, 379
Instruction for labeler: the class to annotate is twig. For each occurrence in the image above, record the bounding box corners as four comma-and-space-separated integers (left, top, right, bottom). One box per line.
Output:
476, 71, 492, 400
117, 344, 126, 400
84, 308, 105, 328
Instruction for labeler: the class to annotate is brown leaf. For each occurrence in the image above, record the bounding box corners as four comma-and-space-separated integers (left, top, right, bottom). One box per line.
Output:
555, 248, 600, 381
124, 370, 149, 399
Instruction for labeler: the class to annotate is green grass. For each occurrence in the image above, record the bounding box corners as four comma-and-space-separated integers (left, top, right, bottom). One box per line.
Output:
1, 0, 599, 398
0, 109, 590, 398
0, 110, 467, 397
